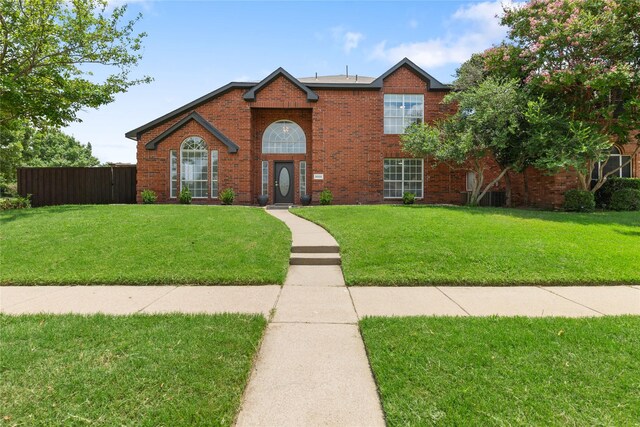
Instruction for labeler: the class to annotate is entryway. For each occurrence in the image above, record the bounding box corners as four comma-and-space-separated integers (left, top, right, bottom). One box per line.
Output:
274, 162, 294, 204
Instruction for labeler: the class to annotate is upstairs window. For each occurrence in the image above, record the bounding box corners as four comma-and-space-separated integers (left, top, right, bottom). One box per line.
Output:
384, 94, 424, 134
262, 120, 306, 154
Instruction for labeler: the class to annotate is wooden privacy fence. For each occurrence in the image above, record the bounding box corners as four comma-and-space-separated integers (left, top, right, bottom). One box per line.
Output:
17, 166, 136, 207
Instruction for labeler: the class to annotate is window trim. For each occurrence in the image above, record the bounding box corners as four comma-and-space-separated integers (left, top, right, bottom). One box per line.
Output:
384, 94, 425, 135
383, 158, 424, 199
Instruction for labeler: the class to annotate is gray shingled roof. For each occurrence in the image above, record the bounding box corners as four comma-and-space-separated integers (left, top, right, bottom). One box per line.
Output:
297, 75, 375, 84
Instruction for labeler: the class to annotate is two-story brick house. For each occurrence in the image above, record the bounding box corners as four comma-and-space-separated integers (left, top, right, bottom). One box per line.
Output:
126, 58, 638, 207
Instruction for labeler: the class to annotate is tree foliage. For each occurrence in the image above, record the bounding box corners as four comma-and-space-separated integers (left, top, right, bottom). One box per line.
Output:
0, 0, 151, 129
402, 77, 529, 205
0, 127, 99, 186
484, 0, 640, 190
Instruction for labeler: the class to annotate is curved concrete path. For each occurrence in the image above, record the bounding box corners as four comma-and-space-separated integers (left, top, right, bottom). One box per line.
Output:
235, 209, 385, 427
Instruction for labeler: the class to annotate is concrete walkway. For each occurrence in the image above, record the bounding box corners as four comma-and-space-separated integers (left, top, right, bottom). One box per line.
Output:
235, 209, 385, 426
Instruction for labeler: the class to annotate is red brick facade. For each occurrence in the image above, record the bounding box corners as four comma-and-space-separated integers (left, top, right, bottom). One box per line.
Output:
128, 59, 638, 208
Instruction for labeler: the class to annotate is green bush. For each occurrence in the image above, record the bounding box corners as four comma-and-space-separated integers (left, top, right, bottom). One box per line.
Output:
141, 189, 157, 204
0, 195, 31, 210
179, 187, 192, 204
564, 189, 595, 212
402, 192, 416, 205
0, 181, 17, 197
595, 177, 640, 208
609, 188, 640, 211
220, 188, 235, 205
319, 189, 333, 205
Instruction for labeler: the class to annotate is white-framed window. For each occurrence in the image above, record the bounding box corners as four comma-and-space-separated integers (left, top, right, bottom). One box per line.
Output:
384, 94, 424, 134
383, 158, 424, 198
180, 136, 208, 198
300, 161, 307, 196
591, 145, 632, 184
211, 150, 219, 198
261, 161, 269, 196
262, 120, 306, 154
466, 171, 477, 192
169, 150, 177, 198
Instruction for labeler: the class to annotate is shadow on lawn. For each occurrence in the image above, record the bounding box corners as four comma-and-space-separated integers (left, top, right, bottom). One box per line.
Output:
391, 204, 640, 228
0, 205, 101, 224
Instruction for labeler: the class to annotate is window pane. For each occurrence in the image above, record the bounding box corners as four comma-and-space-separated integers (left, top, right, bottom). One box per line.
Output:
211, 150, 218, 198
262, 120, 306, 154
383, 158, 423, 199
170, 150, 177, 198
300, 161, 307, 196
384, 94, 424, 134
261, 161, 269, 196
181, 137, 208, 198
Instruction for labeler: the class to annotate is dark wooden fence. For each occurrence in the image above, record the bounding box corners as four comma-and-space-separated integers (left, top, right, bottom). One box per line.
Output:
17, 166, 136, 207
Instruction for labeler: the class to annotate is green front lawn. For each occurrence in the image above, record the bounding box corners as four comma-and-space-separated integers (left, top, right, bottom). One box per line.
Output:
0, 314, 266, 426
292, 205, 640, 285
0, 205, 290, 285
360, 316, 640, 426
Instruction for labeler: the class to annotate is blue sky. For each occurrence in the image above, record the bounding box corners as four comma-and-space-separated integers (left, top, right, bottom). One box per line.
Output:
64, 0, 514, 163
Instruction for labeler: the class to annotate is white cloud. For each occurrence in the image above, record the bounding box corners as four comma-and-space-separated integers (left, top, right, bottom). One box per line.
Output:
371, 1, 515, 69
330, 26, 364, 54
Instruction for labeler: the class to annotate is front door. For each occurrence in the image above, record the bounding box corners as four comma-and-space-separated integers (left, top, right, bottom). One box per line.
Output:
274, 162, 294, 204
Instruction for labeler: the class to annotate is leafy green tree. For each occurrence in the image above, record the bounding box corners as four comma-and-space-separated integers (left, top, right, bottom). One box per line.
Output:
402, 78, 529, 206
484, 0, 640, 191
0, 0, 151, 129
0, 127, 100, 187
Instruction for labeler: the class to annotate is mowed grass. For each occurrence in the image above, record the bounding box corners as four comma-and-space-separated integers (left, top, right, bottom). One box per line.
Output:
360, 316, 640, 426
0, 205, 290, 285
0, 314, 266, 426
292, 205, 640, 285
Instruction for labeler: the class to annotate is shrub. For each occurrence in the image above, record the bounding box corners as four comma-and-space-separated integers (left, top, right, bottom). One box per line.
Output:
402, 192, 416, 205
609, 188, 640, 211
220, 188, 235, 205
179, 187, 192, 204
595, 177, 640, 208
141, 189, 157, 204
319, 189, 333, 205
0, 195, 31, 210
0, 181, 17, 197
564, 189, 595, 212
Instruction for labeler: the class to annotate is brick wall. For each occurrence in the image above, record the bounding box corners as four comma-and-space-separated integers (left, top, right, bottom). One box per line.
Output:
134, 65, 638, 208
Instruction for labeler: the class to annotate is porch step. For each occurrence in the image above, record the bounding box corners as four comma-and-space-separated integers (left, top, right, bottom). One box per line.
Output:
290, 252, 341, 266
291, 245, 340, 254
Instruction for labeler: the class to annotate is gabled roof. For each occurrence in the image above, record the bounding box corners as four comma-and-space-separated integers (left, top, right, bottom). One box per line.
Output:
145, 111, 239, 153
125, 58, 449, 141
371, 57, 450, 90
125, 82, 254, 140
243, 67, 319, 102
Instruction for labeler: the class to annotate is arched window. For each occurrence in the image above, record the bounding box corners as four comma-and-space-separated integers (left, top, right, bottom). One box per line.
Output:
591, 145, 632, 185
262, 120, 306, 154
181, 137, 208, 198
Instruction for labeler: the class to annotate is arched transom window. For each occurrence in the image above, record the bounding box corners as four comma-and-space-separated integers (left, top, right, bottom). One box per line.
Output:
181, 137, 208, 198
262, 120, 306, 154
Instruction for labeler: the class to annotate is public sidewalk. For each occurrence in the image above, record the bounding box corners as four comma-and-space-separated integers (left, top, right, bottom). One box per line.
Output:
2, 284, 638, 318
